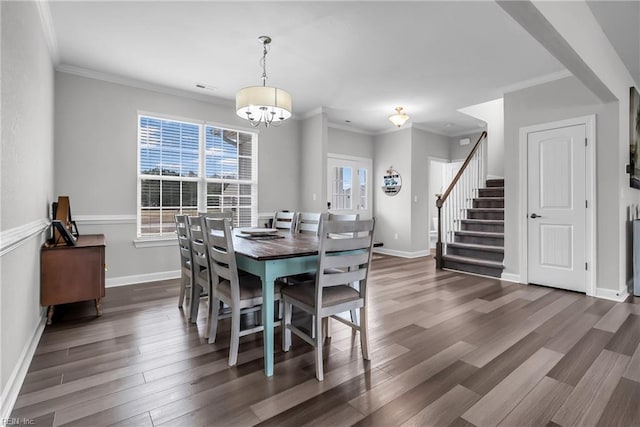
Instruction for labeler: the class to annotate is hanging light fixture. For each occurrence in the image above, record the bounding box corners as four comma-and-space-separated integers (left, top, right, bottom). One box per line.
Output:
389, 107, 409, 127
236, 36, 292, 127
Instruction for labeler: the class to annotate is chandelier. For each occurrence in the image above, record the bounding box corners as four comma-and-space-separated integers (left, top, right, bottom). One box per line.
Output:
236, 36, 292, 127
389, 107, 410, 127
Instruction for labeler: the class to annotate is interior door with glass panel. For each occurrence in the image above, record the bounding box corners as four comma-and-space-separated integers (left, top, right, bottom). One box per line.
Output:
327, 155, 372, 219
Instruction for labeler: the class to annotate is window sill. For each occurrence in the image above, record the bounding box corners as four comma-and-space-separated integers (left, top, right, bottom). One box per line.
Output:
133, 237, 177, 248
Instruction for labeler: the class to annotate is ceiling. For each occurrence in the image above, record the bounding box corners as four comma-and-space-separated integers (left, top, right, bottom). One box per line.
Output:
46, 1, 573, 135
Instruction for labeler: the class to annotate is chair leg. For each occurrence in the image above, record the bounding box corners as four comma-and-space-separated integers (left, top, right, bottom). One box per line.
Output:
208, 297, 220, 344
350, 309, 359, 326
322, 317, 331, 340
189, 282, 201, 323
228, 305, 241, 366
360, 307, 370, 360
178, 275, 187, 308
282, 300, 292, 352
315, 315, 324, 381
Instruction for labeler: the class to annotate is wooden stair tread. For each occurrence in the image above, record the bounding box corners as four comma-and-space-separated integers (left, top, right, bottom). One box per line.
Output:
447, 242, 504, 252
454, 230, 504, 238
460, 219, 504, 224
442, 254, 504, 269
474, 197, 504, 200
467, 208, 503, 211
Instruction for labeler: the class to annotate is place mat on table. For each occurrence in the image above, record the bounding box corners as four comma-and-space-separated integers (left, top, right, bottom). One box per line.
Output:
237, 234, 285, 241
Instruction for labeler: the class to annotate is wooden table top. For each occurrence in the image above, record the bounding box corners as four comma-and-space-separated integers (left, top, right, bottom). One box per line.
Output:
232, 229, 319, 261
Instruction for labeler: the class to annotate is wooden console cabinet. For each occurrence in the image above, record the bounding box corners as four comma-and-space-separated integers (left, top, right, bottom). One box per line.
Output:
41, 234, 106, 325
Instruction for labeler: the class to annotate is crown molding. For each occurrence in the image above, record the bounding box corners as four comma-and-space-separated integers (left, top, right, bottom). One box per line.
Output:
500, 69, 572, 95
56, 64, 235, 107
448, 127, 487, 138
36, 0, 59, 65
411, 123, 453, 137
327, 122, 375, 136
297, 106, 327, 120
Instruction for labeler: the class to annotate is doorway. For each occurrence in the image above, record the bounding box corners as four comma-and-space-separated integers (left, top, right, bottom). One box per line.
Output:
327, 154, 372, 219
519, 116, 596, 295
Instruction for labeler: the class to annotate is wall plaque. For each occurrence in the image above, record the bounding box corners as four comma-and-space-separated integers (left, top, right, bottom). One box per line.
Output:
382, 168, 402, 196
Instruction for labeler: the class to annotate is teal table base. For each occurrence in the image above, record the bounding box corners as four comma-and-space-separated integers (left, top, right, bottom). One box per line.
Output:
235, 254, 318, 376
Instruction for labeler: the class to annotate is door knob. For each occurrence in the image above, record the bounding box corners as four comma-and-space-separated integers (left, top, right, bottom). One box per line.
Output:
530, 213, 541, 219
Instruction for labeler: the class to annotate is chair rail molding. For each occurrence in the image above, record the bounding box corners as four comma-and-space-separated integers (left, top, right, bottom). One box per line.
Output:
73, 214, 136, 225
0, 219, 50, 256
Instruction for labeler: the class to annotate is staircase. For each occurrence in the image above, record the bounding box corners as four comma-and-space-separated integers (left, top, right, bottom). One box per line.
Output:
441, 179, 505, 278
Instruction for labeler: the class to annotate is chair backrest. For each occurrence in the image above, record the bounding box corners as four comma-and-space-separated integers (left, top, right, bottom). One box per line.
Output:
328, 213, 360, 221
175, 214, 192, 268
327, 213, 360, 236
295, 212, 322, 235
187, 216, 209, 271
203, 217, 241, 301
315, 219, 376, 306
273, 211, 296, 231
203, 211, 234, 228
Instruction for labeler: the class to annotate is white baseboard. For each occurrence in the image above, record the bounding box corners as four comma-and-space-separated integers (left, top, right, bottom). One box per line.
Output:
500, 273, 522, 283
105, 270, 181, 288
595, 287, 630, 302
1, 310, 46, 421
373, 248, 431, 259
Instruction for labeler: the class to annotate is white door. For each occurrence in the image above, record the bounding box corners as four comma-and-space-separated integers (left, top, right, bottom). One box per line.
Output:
527, 124, 586, 292
327, 155, 372, 219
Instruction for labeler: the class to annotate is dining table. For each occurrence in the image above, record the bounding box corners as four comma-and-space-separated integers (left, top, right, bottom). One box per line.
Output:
232, 229, 320, 377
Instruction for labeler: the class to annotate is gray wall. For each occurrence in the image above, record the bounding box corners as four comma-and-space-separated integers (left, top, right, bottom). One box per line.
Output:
373, 129, 413, 252
1, 0, 54, 408
449, 131, 484, 161
327, 126, 374, 159
503, 76, 619, 290
299, 113, 327, 212
411, 128, 451, 252
54, 72, 301, 280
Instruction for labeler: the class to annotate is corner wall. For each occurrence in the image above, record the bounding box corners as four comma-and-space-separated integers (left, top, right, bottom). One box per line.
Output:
503, 76, 619, 291
54, 72, 301, 283
1, 1, 54, 417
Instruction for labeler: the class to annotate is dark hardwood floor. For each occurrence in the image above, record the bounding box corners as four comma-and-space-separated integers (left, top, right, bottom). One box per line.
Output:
11, 254, 640, 426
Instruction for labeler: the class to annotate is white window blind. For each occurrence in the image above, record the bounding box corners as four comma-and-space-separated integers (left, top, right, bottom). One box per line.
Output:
137, 115, 257, 237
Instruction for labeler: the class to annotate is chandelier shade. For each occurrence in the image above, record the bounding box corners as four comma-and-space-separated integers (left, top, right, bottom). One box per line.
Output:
389, 107, 409, 127
236, 86, 292, 124
235, 36, 292, 127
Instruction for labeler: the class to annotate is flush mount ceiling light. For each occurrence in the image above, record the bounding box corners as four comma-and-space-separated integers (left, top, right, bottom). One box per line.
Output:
236, 36, 292, 127
389, 107, 409, 128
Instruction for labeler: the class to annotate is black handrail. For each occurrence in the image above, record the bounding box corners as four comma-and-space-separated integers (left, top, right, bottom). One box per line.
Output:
435, 131, 487, 269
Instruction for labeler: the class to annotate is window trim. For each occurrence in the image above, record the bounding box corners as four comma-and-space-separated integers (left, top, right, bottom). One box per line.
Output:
136, 112, 259, 240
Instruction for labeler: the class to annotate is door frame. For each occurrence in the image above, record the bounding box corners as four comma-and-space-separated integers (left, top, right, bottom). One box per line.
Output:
326, 153, 373, 219
518, 115, 596, 296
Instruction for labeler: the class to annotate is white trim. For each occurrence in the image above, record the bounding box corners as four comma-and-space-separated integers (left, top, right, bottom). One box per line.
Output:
36, 0, 59, 65
373, 247, 431, 259
0, 219, 50, 256
327, 122, 375, 136
57, 65, 234, 107
106, 270, 181, 288
500, 69, 573, 95
500, 273, 523, 283
0, 311, 46, 422
133, 237, 177, 248
448, 128, 487, 138
412, 123, 455, 137
299, 106, 326, 120
73, 215, 136, 225
595, 287, 630, 303
518, 115, 597, 297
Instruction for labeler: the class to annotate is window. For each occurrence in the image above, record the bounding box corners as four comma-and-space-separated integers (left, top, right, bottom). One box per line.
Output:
326, 155, 372, 218
138, 114, 257, 237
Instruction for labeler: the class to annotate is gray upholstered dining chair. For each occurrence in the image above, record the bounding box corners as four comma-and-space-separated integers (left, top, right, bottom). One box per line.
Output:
281, 218, 376, 381
273, 211, 296, 232
175, 215, 194, 314
203, 217, 283, 366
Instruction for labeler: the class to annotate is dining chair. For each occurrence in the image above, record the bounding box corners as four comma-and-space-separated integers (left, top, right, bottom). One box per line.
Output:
203, 217, 283, 366
295, 212, 322, 235
281, 218, 376, 381
273, 211, 296, 232
186, 215, 211, 324
175, 215, 194, 315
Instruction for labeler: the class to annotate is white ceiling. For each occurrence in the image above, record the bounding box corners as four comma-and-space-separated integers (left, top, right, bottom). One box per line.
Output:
47, 1, 570, 135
